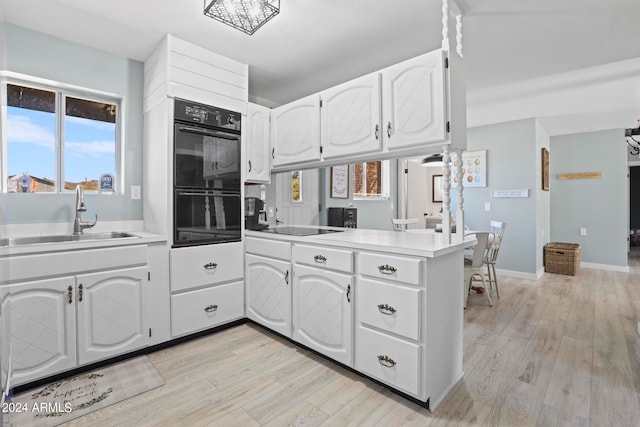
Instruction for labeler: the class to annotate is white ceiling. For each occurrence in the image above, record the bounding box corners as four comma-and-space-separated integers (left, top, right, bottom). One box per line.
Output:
1, 0, 639, 135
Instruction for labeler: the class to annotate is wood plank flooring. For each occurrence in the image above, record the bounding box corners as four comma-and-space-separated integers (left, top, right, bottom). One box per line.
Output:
62, 253, 640, 426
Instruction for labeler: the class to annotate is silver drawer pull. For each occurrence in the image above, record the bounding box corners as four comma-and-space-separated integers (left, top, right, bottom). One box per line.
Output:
377, 355, 396, 368
377, 303, 396, 315
377, 264, 397, 275
314, 255, 327, 264
204, 304, 218, 313
204, 262, 218, 270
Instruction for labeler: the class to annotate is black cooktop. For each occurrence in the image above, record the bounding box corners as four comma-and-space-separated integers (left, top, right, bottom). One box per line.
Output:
260, 227, 343, 236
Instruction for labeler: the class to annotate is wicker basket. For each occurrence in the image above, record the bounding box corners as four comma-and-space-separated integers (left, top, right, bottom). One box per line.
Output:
544, 243, 581, 275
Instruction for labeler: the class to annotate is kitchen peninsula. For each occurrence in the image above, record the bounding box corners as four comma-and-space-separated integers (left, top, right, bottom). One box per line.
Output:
245, 226, 474, 410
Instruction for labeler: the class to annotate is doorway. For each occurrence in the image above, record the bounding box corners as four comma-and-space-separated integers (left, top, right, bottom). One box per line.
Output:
275, 170, 319, 226
398, 158, 443, 228
630, 165, 640, 264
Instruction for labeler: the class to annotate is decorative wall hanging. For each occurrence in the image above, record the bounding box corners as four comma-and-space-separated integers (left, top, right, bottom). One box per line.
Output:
451, 150, 487, 188
542, 148, 550, 191
331, 165, 349, 199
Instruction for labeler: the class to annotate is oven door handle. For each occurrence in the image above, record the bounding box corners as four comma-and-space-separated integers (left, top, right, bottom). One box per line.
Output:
177, 126, 238, 140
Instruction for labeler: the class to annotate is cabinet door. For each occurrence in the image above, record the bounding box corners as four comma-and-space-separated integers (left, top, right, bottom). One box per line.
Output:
320, 73, 382, 159
245, 254, 291, 337
293, 265, 353, 366
271, 94, 321, 167
246, 103, 271, 183
1, 277, 76, 386
76, 267, 148, 365
382, 50, 446, 149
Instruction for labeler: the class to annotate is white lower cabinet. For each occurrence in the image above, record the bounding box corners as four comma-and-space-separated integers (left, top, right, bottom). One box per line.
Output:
356, 250, 425, 399
293, 264, 353, 366
1, 277, 76, 386
355, 325, 421, 396
171, 281, 244, 337
2, 265, 149, 386
245, 254, 291, 337
169, 242, 245, 338
76, 267, 148, 365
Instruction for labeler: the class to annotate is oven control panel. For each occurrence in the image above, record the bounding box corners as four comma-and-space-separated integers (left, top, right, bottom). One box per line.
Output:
174, 98, 241, 131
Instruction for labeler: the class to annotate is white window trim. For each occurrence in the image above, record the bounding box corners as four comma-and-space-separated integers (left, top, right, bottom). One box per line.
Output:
352, 160, 390, 201
0, 70, 125, 194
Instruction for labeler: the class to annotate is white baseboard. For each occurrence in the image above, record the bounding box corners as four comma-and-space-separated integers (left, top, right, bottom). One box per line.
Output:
580, 262, 629, 273
495, 268, 539, 281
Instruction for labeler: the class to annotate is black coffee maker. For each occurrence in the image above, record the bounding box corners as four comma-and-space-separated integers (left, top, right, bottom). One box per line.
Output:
245, 197, 269, 230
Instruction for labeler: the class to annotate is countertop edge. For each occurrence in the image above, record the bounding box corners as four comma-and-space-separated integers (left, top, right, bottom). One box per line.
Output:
0, 231, 168, 257
245, 228, 475, 258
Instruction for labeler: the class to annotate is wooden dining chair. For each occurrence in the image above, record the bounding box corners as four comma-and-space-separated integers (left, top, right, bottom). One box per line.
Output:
464, 232, 491, 308
486, 220, 507, 298
391, 218, 420, 231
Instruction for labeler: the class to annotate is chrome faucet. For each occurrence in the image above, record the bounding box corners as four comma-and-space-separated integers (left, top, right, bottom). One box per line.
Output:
73, 184, 97, 235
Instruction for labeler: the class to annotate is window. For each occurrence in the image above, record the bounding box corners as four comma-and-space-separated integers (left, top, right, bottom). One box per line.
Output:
4, 81, 120, 193
353, 160, 390, 199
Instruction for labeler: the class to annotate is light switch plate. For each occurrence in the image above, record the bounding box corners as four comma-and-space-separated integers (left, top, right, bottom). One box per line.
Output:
268, 207, 274, 218
484, 202, 491, 211
131, 185, 141, 200
579, 227, 587, 236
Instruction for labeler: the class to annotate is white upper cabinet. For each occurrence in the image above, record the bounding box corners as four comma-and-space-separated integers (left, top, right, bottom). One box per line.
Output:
320, 73, 382, 159
382, 50, 447, 149
271, 94, 321, 167
246, 103, 271, 183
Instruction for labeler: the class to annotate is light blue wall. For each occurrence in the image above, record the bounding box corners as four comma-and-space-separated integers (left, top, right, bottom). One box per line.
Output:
464, 118, 543, 275
550, 129, 628, 267
0, 23, 144, 225
535, 120, 551, 273
319, 162, 398, 230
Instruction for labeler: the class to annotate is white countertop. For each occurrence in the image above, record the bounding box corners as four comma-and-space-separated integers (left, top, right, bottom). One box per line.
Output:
246, 226, 475, 258
0, 231, 167, 257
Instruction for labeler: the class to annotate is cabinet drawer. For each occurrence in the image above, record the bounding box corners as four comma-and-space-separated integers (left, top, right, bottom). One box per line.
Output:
358, 252, 421, 285
170, 242, 243, 292
2, 245, 147, 284
358, 278, 421, 340
171, 281, 244, 337
293, 244, 353, 273
245, 237, 291, 260
356, 326, 421, 396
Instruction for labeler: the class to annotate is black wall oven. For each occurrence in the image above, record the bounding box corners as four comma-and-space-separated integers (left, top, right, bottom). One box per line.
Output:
173, 99, 241, 247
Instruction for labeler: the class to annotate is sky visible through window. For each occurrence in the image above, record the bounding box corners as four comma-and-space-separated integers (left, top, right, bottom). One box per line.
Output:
7, 106, 116, 188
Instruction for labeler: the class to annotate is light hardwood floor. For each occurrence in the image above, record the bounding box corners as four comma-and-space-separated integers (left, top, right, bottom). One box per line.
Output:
64, 255, 640, 426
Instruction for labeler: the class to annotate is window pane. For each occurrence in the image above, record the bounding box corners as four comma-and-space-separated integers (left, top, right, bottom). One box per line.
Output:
353, 160, 388, 199
64, 97, 116, 191
6, 84, 56, 193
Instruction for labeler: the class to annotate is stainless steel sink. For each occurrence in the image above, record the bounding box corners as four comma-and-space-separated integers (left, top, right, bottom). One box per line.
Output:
0, 232, 138, 247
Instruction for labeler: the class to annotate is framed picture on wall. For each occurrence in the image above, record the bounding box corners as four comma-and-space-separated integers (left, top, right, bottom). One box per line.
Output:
432, 174, 443, 203
542, 148, 550, 191
331, 165, 349, 199
450, 150, 487, 188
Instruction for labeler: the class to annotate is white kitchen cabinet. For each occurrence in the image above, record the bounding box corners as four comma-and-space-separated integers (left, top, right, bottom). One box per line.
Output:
169, 242, 245, 338
246, 103, 271, 183
271, 94, 321, 166
320, 73, 382, 159
382, 50, 447, 150
171, 281, 244, 337
245, 254, 291, 337
76, 267, 148, 365
2, 266, 149, 386
1, 277, 76, 386
293, 264, 353, 366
